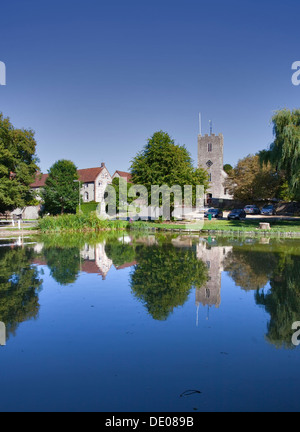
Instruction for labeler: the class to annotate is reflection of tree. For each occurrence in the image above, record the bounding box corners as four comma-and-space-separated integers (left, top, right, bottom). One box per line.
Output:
223, 242, 300, 349
105, 241, 136, 267
255, 255, 300, 349
224, 249, 277, 291
42, 247, 81, 285
0, 247, 42, 339
130, 244, 208, 320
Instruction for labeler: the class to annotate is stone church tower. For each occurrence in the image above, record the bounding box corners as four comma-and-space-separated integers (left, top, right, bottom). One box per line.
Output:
198, 132, 232, 201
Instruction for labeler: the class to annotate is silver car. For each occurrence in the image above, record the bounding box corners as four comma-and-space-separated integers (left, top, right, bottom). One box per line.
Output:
261, 205, 276, 216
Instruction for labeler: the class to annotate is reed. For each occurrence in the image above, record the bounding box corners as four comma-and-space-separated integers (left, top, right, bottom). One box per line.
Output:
37, 213, 129, 232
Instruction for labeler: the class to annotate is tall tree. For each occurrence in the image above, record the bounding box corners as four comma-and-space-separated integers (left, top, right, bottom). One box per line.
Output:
224, 154, 283, 203
130, 131, 209, 206
0, 113, 39, 213
42, 159, 80, 215
260, 109, 300, 199
105, 177, 135, 215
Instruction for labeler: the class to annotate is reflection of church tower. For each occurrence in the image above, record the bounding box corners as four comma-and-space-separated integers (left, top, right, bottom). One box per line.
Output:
196, 241, 232, 323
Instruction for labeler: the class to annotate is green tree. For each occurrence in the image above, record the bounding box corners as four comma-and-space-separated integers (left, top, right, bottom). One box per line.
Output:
42, 159, 80, 215
130, 131, 209, 207
105, 177, 135, 215
0, 113, 39, 213
260, 109, 300, 200
223, 164, 233, 175
224, 154, 283, 203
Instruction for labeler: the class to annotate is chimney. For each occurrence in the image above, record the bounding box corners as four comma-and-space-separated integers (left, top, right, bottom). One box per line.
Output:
101, 162, 105, 168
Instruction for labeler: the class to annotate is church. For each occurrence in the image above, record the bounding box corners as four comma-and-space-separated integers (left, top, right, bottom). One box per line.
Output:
198, 130, 233, 204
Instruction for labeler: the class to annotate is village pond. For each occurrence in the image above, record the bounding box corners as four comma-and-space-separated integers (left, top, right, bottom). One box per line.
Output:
0, 232, 300, 412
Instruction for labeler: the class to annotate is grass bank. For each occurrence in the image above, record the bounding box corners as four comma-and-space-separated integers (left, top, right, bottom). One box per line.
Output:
201, 218, 300, 233
128, 218, 300, 234
36, 213, 300, 236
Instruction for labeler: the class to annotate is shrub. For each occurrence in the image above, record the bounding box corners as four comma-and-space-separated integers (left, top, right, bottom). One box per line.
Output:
76, 201, 99, 215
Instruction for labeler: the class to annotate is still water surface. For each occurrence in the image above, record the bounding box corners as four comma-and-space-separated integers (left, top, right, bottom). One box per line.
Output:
0, 233, 300, 412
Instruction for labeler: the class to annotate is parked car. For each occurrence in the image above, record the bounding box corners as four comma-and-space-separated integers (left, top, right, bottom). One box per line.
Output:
204, 208, 223, 219
228, 209, 246, 220
244, 205, 260, 215
261, 205, 276, 216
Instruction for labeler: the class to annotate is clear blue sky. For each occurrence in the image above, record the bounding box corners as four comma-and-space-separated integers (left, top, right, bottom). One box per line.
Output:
0, 0, 299, 174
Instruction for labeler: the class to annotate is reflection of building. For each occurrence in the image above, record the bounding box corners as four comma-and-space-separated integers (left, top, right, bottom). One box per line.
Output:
171, 237, 195, 248
33, 243, 44, 254
81, 242, 137, 278
115, 261, 137, 271
81, 242, 113, 280
33, 241, 137, 281
196, 241, 232, 321
135, 236, 158, 246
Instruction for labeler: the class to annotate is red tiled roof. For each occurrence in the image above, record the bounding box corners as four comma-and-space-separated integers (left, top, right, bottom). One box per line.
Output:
30, 173, 49, 188
30, 166, 108, 188
113, 170, 132, 182
77, 167, 104, 183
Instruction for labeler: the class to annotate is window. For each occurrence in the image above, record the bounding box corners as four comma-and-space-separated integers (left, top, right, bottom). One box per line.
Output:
209, 173, 212, 182
208, 143, 212, 152
224, 188, 227, 195
84, 192, 89, 201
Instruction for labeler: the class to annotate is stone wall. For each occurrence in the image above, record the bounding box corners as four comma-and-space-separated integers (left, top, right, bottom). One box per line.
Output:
81, 182, 95, 202
95, 167, 112, 204
11, 205, 41, 220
